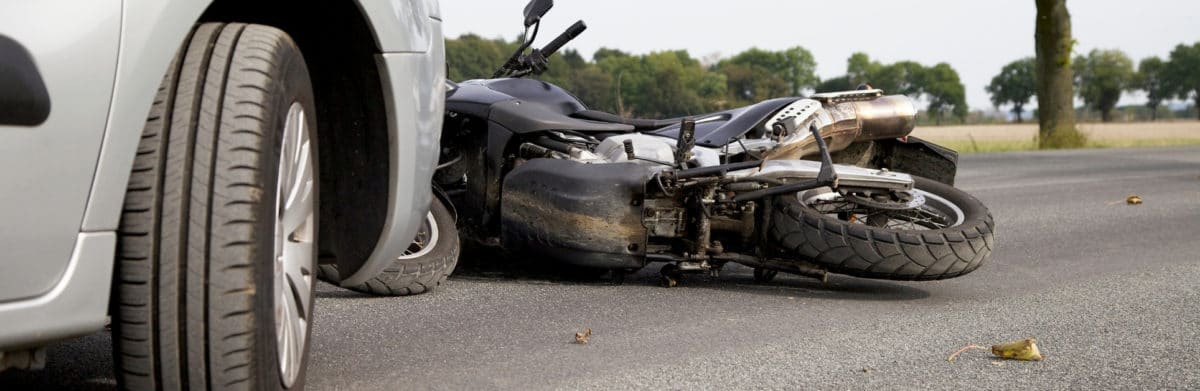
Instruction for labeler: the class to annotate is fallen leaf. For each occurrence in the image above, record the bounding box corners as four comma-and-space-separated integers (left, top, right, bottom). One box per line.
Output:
574, 328, 591, 345
1126, 195, 1143, 205
991, 361, 1004, 367
948, 338, 1045, 362
991, 338, 1044, 361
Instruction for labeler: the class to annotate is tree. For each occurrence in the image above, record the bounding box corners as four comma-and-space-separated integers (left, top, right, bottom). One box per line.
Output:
718, 62, 788, 105
1134, 57, 1169, 120
1034, 0, 1084, 148
985, 57, 1037, 122
1164, 42, 1200, 120
445, 34, 521, 81
840, 53, 924, 97
593, 47, 631, 62
596, 50, 722, 117
716, 47, 818, 105
778, 47, 820, 95
1073, 49, 1134, 122
815, 75, 852, 92
847, 52, 877, 86
922, 63, 969, 124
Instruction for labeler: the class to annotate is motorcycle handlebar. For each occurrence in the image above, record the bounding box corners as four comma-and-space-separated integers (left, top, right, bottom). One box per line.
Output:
540, 20, 587, 58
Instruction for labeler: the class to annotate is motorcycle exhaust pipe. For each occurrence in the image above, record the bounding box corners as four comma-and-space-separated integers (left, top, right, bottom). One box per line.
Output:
766, 94, 917, 160
851, 95, 918, 142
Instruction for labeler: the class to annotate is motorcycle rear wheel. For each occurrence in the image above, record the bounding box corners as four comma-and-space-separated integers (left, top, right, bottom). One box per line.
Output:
767, 176, 994, 281
317, 199, 459, 295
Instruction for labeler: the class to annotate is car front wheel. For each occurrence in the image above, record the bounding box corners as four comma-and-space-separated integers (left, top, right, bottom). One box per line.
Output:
113, 22, 317, 390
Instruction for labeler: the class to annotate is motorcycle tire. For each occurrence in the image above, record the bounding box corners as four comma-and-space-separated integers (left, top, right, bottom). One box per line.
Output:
317, 198, 459, 295
768, 176, 994, 281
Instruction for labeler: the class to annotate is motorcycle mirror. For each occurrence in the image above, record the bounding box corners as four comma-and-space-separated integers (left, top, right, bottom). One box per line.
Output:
523, 0, 553, 27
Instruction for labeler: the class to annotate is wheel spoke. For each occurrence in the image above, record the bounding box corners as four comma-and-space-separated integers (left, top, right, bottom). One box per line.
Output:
283, 240, 312, 317
281, 136, 312, 234
800, 187, 962, 231
398, 212, 439, 260
281, 176, 312, 237
273, 102, 313, 388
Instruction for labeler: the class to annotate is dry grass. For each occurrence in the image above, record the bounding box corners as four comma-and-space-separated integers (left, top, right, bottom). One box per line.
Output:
910, 121, 1200, 153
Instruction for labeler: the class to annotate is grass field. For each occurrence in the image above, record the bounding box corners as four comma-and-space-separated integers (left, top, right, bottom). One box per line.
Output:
910, 121, 1200, 153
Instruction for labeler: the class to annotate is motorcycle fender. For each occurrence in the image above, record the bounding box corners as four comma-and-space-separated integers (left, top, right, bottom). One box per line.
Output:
874, 137, 959, 186
500, 159, 650, 269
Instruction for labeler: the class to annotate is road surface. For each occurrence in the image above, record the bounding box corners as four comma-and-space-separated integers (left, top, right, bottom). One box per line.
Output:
4, 146, 1199, 390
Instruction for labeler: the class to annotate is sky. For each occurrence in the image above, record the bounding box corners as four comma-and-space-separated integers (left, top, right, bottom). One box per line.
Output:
440, 0, 1200, 112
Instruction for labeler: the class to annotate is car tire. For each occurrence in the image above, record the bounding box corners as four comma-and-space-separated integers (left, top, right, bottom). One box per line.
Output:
113, 23, 317, 390
316, 198, 459, 296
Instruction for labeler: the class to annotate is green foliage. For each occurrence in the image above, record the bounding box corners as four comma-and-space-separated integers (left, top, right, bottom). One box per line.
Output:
1164, 42, 1200, 119
445, 35, 815, 118
1073, 49, 1135, 122
827, 53, 967, 124
840, 53, 925, 96
985, 57, 1037, 122
922, 63, 969, 124
1134, 57, 1169, 120
444, 34, 518, 81
595, 49, 724, 117
815, 75, 852, 93
710, 46, 818, 108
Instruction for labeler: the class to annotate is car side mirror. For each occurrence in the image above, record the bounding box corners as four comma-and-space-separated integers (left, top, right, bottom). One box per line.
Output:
523, 0, 553, 27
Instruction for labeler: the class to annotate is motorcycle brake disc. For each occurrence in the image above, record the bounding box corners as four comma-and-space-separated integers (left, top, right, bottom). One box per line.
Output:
844, 191, 926, 210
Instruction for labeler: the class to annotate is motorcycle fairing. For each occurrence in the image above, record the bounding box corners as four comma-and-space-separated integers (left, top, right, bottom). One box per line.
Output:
500, 158, 651, 269
447, 78, 804, 144
648, 97, 801, 147
447, 78, 633, 133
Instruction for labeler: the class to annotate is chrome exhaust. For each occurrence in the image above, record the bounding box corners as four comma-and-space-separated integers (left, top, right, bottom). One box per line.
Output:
762, 91, 917, 160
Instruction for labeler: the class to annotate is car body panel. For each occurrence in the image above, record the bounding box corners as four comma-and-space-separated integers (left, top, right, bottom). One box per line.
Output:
0, 0, 121, 303
356, 0, 438, 53
81, 0, 210, 233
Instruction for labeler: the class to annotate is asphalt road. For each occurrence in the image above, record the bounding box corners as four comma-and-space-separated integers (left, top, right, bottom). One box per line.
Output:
4, 145, 1199, 390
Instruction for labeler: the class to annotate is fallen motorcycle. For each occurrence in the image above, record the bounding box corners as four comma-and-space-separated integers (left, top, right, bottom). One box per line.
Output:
436, 0, 994, 286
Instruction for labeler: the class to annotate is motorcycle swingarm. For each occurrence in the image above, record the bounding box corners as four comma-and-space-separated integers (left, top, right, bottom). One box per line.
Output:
729, 160, 914, 191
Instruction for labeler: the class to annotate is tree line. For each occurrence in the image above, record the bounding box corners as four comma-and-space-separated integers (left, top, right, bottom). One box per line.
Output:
448, 34, 1200, 126
446, 35, 968, 123
988, 42, 1200, 123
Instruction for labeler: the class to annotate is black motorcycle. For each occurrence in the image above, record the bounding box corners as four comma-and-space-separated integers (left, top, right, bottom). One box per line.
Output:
436, 0, 994, 286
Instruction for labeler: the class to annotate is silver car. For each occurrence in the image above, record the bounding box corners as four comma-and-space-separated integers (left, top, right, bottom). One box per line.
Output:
0, 0, 458, 388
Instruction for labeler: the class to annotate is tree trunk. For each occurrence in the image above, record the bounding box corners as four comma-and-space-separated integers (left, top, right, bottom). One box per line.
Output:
1034, 0, 1084, 148
1195, 94, 1199, 120
1014, 105, 1024, 123
1147, 104, 1157, 121
1100, 108, 1112, 122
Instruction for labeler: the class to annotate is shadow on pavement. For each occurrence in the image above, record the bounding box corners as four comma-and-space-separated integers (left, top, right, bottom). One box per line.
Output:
449, 249, 931, 302
0, 333, 116, 390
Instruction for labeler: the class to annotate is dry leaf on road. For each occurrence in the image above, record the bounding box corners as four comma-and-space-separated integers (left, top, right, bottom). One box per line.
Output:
1107, 194, 1145, 206
948, 338, 1044, 362
574, 328, 591, 345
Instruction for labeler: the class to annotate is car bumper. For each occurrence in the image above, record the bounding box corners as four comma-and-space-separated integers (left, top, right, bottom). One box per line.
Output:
0, 232, 114, 350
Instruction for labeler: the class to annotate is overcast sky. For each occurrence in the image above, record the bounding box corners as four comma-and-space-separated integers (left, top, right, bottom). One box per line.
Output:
441, 0, 1199, 111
